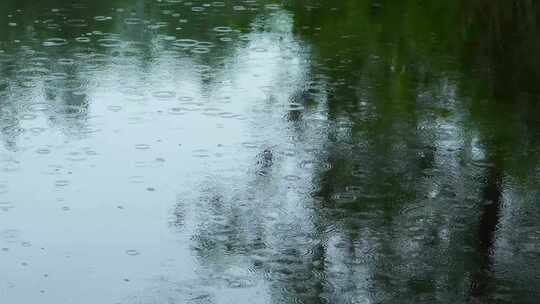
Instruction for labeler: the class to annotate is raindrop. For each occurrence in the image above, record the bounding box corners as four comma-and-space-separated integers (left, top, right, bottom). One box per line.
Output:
28, 102, 52, 112
55, 180, 69, 187
94, 16, 112, 21
152, 91, 176, 100
98, 38, 122, 48
214, 26, 232, 33
124, 18, 142, 25
332, 192, 357, 204
125, 249, 139, 256
168, 107, 186, 115
20, 114, 37, 121
43, 38, 68, 47
196, 41, 214, 48
107, 105, 122, 112
135, 144, 150, 150
178, 96, 194, 102
174, 39, 198, 48
65, 19, 88, 27
75, 37, 91, 43
284, 175, 301, 181
36, 148, 51, 155
191, 47, 210, 54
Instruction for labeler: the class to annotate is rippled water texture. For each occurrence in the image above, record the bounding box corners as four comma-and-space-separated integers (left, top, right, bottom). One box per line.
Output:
1, 1, 540, 303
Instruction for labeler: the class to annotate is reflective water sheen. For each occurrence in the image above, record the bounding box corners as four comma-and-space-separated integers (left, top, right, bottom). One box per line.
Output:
1, 1, 540, 303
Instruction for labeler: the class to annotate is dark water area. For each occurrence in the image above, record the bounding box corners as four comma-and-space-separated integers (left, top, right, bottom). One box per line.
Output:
0, 1, 539, 303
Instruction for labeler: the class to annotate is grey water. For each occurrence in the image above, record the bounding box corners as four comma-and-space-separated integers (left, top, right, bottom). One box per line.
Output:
1, 0, 540, 303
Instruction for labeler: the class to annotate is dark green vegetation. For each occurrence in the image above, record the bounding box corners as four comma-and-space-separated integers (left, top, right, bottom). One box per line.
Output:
0, 1, 539, 303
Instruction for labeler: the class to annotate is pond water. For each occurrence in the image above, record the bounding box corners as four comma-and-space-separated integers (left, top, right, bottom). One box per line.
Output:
0, 1, 539, 303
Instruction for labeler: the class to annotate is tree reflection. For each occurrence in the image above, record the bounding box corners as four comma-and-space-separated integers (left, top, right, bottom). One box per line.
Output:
183, 1, 540, 303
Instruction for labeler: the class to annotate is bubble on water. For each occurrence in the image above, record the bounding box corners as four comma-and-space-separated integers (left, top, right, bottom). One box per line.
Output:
152, 90, 176, 100
135, 144, 150, 150
214, 26, 232, 33
233, 5, 246, 11
126, 249, 140, 256
168, 107, 187, 115
161, 35, 176, 42
55, 105, 87, 118
178, 96, 194, 102
119, 86, 147, 101
43, 38, 68, 47
98, 38, 123, 48
65, 18, 88, 27
27, 103, 53, 112
287, 103, 305, 111
8, 22, 17, 27
173, 39, 198, 48
284, 175, 301, 181
191, 47, 210, 54
0, 184, 8, 194
196, 41, 215, 48
20, 114, 37, 121
332, 192, 357, 204
58, 58, 75, 65
106, 105, 122, 112
45, 22, 60, 29
220, 37, 233, 42
242, 142, 260, 149
265, 4, 281, 10
94, 16, 112, 21
85, 149, 98, 156
129, 176, 144, 184
66, 151, 87, 162
124, 17, 143, 25
201, 107, 220, 116
43, 72, 68, 82
218, 112, 238, 119
36, 148, 51, 155
191, 6, 205, 12
299, 160, 317, 169
0, 202, 14, 212
2, 125, 25, 138
75, 36, 91, 43
19, 67, 50, 79
345, 185, 363, 193
55, 180, 69, 187
3, 229, 21, 243
29, 127, 46, 134
192, 149, 210, 158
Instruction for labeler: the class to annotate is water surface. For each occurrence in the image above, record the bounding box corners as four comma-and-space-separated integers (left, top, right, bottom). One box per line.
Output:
0, 1, 540, 303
